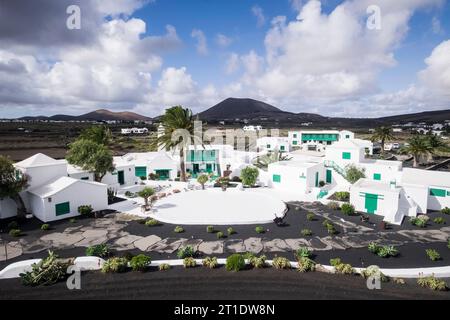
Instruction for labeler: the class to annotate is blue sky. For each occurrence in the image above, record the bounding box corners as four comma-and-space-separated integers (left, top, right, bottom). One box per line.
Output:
0, 0, 449, 118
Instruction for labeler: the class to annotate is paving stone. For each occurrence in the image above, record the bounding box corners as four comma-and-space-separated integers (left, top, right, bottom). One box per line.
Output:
340, 235, 373, 249
0, 242, 23, 262
147, 238, 187, 253
63, 226, 84, 233
263, 239, 291, 252
198, 241, 224, 255
182, 239, 203, 251
20, 239, 52, 254
134, 235, 162, 251
319, 236, 351, 250
285, 238, 313, 251
40, 232, 84, 248
308, 237, 332, 251
397, 230, 450, 243
82, 229, 108, 238
112, 235, 143, 251
243, 238, 263, 254
224, 239, 246, 253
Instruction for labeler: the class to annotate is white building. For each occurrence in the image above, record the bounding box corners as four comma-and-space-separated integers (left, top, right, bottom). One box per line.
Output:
288, 130, 355, 152
116, 152, 178, 181
256, 137, 290, 153
243, 125, 262, 131
121, 128, 149, 135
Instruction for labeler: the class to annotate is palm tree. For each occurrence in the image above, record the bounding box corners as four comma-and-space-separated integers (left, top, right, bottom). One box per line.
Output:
0, 156, 28, 219
151, 106, 199, 182
371, 126, 394, 154
253, 148, 292, 171
425, 134, 449, 162
401, 135, 432, 168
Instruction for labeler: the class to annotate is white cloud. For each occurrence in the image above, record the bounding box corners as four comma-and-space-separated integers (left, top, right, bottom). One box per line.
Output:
216, 33, 233, 48
419, 40, 450, 98
431, 17, 443, 34
289, 0, 303, 11
191, 29, 208, 55
251, 5, 266, 27
225, 53, 240, 75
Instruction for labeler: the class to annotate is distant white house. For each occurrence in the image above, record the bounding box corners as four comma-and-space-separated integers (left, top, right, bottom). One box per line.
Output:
288, 130, 356, 152
256, 137, 290, 153
121, 127, 149, 135
243, 125, 262, 132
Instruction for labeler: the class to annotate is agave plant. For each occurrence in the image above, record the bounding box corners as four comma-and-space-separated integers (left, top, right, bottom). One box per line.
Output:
253, 149, 292, 171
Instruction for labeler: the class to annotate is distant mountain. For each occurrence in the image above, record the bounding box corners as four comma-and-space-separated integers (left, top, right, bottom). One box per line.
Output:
19, 109, 152, 122
378, 109, 450, 124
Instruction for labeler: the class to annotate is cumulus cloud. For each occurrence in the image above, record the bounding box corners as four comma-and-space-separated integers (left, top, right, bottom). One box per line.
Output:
191, 29, 208, 55
289, 0, 304, 11
419, 40, 450, 98
251, 5, 266, 27
216, 33, 233, 48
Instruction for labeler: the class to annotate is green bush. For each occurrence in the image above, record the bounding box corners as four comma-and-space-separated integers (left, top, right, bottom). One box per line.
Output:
41, 224, 50, 231
433, 217, 446, 224
216, 231, 225, 239
174, 226, 184, 233
319, 180, 325, 187
417, 276, 447, 291
177, 246, 195, 259
329, 258, 342, 267
227, 227, 235, 235
272, 257, 291, 269
334, 262, 354, 275
296, 247, 312, 259
255, 226, 265, 234
297, 257, 316, 273
9, 229, 21, 237
248, 255, 267, 269
240, 166, 259, 187
183, 257, 197, 268
410, 215, 429, 228
202, 256, 219, 269
7, 221, 18, 229
368, 242, 380, 253
326, 224, 337, 235
226, 254, 246, 272
340, 203, 356, 216
85, 244, 110, 258
159, 263, 170, 271
20, 251, 70, 287
360, 266, 388, 282
101, 257, 128, 273
335, 191, 350, 201
441, 207, 450, 215
130, 254, 151, 271
345, 165, 366, 184
327, 201, 340, 210
375, 245, 399, 258
145, 219, 160, 226
197, 174, 209, 189
426, 249, 441, 261
301, 229, 312, 236
122, 252, 134, 261
306, 213, 315, 221
77, 205, 93, 215
206, 225, 215, 233
70, 218, 76, 223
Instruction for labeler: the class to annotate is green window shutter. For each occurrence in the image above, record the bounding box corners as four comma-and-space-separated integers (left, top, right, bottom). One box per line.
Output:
55, 202, 70, 216
81, 177, 89, 180
280, 145, 285, 151
293, 140, 298, 145
273, 174, 281, 183
326, 170, 332, 184
267, 144, 271, 149
135, 167, 147, 178
293, 134, 297, 138
430, 188, 446, 197
342, 152, 351, 160
373, 173, 381, 181
345, 135, 350, 139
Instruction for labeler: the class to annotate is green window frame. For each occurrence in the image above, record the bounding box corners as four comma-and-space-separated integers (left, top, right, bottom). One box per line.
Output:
272, 174, 281, 183
280, 145, 285, 151
293, 140, 298, 145
293, 134, 297, 138
135, 166, 147, 178
55, 202, 70, 216
81, 177, 89, 180
430, 188, 446, 197
342, 152, 351, 160
345, 135, 350, 139
267, 144, 271, 149
373, 173, 381, 181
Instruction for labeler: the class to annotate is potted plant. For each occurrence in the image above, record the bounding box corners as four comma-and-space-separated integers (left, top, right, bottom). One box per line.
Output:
217, 177, 230, 191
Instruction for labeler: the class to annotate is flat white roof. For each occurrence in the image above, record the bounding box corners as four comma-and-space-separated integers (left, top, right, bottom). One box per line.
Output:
15, 153, 66, 168
67, 164, 89, 175
29, 177, 105, 198
290, 130, 340, 134
272, 160, 320, 169
402, 168, 450, 188
353, 179, 400, 193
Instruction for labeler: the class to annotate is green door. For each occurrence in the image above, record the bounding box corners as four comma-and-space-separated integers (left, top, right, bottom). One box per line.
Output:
118, 170, 125, 185
135, 167, 147, 178
206, 164, 212, 173
155, 170, 170, 180
315, 172, 319, 187
364, 193, 378, 214
193, 164, 200, 174
55, 202, 70, 216
326, 169, 332, 184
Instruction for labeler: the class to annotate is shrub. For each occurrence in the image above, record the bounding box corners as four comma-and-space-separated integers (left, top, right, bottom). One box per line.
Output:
174, 226, 184, 233
183, 257, 197, 268
159, 263, 170, 271
329, 258, 342, 267
20, 251, 70, 286
227, 227, 235, 235
306, 213, 315, 221
376, 246, 399, 258
124, 191, 136, 198
41, 224, 50, 231
78, 205, 93, 215
448, 238, 450, 249
7, 221, 18, 229
334, 262, 354, 275
177, 246, 195, 259
255, 226, 265, 234
9, 229, 21, 237
297, 257, 316, 273
410, 215, 429, 228
296, 247, 312, 259
202, 256, 219, 269
340, 203, 356, 216
426, 249, 441, 261
433, 217, 446, 224
345, 165, 366, 184
197, 174, 209, 189
145, 219, 160, 226
216, 231, 225, 239
240, 166, 259, 187
272, 257, 291, 269
327, 201, 340, 210
206, 225, 215, 233
318, 181, 325, 187
301, 229, 312, 236
250, 255, 267, 269
70, 218, 76, 223
360, 265, 388, 282
122, 252, 134, 261
101, 257, 128, 273
85, 244, 110, 258
417, 276, 447, 291
225, 254, 246, 272
130, 254, 151, 271
335, 191, 350, 201
441, 207, 450, 215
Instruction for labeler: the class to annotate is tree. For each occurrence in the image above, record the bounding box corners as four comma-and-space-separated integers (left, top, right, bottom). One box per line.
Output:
240, 166, 259, 187
0, 156, 28, 218
253, 149, 292, 171
151, 106, 198, 182
345, 165, 366, 184
371, 127, 394, 154
138, 187, 156, 208
66, 139, 115, 182
425, 134, 449, 162
79, 125, 112, 146
197, 174, 209, 190
401, 135, 432, 168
